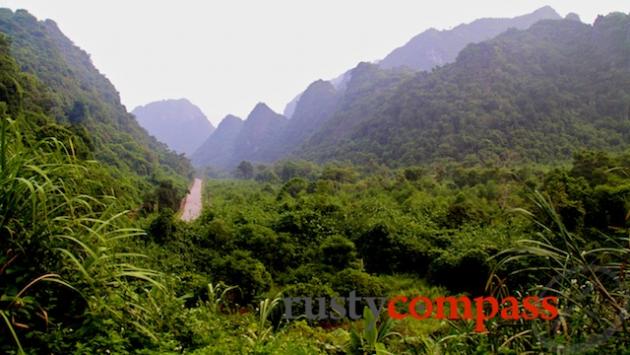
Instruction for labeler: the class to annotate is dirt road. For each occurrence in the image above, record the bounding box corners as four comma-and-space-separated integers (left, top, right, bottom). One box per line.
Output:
180, 178, 203, 222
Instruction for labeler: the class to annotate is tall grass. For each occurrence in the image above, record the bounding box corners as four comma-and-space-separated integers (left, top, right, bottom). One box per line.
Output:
424, 190, 630, 353
0, 112, 164, 352
245, 293, 283, 347
346, 307, 400, 354
488, 191, 630, 352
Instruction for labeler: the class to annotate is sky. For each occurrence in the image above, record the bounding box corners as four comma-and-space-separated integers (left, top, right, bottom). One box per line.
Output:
0, 1, 628, 125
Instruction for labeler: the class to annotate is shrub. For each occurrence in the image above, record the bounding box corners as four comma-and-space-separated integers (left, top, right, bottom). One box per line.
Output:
211, 251, 272, 304
320, 235, 358, 270
279, 177, 309, 198
331, 269, 385, 298
427, 249, 490, 295
148, 208, 176, 243
236, 224, 298, 274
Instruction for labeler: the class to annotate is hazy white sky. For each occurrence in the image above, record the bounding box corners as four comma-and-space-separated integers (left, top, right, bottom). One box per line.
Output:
0, 1, 628, 125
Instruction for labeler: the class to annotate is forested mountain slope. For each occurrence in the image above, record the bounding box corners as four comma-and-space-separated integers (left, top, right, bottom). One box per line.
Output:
232, 102, 287, 163
0, 9, 192, 180
259, 79, 341, 161
192, 66, 414, 169
298, 14, 630, 166
191, 114, 243, 167
194, 7, 573, 170
282, 7, 561, 120
379, 5, 561, 70
0, 15, 190, 352
192, 103, 287, 169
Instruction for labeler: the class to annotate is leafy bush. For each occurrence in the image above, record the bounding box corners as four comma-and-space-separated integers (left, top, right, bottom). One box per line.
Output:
427, 249, 491, 295
320, 235, 358, 270
148, 208, 176, 243
331, 269, 386, 298
211, 251, 272, 304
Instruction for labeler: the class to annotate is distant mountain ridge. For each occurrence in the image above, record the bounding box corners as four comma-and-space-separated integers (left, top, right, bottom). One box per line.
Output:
132, 99, 214, 156
263, 80, 340, 161
193, 8, 630, 171
192, 103, 287, 168
298, 13, 630, 165
232, 102, 288, 163
379, 5, 562, 70
195, 7, 565, 169
282, 6, 562, 119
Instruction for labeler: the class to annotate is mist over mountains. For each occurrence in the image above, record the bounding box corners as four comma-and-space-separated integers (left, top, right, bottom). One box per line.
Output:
281, 6, 561, 120
2, 4, 630, 353
191, 114, 243, 167
378, 5, 561, 70
191, 6, 629, 170
132, 99, 214, 156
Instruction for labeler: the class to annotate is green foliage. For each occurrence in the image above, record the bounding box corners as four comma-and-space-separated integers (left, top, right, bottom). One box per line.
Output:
211, 250, 273, 304
320, 235, 358, 270
205, 281, 238, 314
279, 177, 309, 198
347, 307, 399, 355
244, 293, 284, 347
300, 15, 630, 167
467, 191, 630, 353
2, 6, 630, 353
148, 208, 176, 243
332, 269, 386, 298
0, 98, 164, 353
427, 249, 491, 295
321, 164, 359, 183
235, 160, 254, 179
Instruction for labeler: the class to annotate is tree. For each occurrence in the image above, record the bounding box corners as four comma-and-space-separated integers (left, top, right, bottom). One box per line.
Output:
235, 161, 254, 179
148, 208, 176, 243
320, 235, 357, 269
211, 250, 272, 303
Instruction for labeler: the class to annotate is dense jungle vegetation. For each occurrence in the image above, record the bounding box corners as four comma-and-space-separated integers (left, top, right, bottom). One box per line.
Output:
299, 15, 630, 166
0, 6, 629, 355
193, 13, 630, 170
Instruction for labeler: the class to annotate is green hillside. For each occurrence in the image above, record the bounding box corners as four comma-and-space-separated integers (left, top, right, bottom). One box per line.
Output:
301, 15, 630, 166
1, 6, 629, 355
0, 9, 192, 184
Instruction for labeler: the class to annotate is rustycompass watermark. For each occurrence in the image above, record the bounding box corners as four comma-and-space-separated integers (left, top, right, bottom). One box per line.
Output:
281, 290, 559, 332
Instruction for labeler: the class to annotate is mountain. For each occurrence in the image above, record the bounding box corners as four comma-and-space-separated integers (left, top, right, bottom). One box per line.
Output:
193, 9, 630, 171
282, 7, 561, 119
198, 6, 566, 170
232, 103, 287, 164
298, 14, 630, 165
283, 94, 301, 118
264, 80, 340, 160
192, 103, 287, 169
132, 99, 214, 156
283, 80, 339, 143
191, 114, 243, 167
0, 9, 191, 181
300, 63, 414, 150
378, 6, 562, 70
283, 70, 351, 119
272, 7, 562, 160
